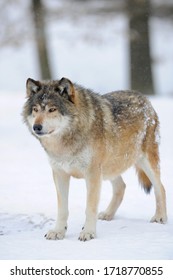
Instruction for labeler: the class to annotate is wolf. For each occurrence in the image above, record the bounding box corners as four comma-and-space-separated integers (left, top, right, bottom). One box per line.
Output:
22, 77, 167, 241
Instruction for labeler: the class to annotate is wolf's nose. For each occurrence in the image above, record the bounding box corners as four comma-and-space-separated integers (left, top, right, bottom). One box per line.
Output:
33, 124, 43, 134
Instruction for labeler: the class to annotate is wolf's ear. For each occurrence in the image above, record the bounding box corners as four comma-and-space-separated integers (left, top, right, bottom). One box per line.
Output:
57, 77, 75, 103
26, 78, 41, 97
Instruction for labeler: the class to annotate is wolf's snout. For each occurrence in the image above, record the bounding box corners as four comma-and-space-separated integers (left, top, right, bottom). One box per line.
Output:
33, 124, 43, 134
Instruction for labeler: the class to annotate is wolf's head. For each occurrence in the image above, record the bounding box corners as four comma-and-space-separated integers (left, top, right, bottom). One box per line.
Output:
23, 77, 77, 137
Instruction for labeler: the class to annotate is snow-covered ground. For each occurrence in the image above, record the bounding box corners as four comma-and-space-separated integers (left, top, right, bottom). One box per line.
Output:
0, 94, 173, 260
0, 0, 173, 261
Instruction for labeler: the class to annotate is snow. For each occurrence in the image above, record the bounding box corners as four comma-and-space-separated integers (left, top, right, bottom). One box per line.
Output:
0, 0, 173, 261
0, 93, 173, 260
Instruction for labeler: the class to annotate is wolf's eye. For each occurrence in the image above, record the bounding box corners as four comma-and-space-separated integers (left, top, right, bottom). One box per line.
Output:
48, 108, 56, 113
33, 107, 38, 113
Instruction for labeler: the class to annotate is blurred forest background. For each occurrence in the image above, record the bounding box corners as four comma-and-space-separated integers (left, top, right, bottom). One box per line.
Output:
0, 0, 173, 95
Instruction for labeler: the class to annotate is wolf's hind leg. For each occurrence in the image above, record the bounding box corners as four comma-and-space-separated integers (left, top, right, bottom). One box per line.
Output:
98, 176, 126, 221
137, 155, 167, 224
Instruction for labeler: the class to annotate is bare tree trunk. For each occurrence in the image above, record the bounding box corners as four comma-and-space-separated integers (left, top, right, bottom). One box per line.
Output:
128, 0, 154, 95
32, 0, 52, 80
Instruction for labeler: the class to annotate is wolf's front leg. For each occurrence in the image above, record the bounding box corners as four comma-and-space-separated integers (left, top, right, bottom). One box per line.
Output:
79, 168, 101, 241
45, 169, 70, 240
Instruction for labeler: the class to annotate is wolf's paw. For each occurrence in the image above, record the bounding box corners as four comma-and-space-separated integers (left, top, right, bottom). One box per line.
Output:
98, 211, 114, 221
150, 213, 167, 224
78, 230, 95, 241
45, 229, 66, 240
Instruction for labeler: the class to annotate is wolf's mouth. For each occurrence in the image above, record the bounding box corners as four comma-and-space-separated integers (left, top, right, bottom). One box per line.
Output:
35, 131, 54, 136
34, 131, 44, 136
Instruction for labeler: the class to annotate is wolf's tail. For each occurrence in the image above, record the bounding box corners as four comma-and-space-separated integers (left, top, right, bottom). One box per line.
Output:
135, 167, 152, 194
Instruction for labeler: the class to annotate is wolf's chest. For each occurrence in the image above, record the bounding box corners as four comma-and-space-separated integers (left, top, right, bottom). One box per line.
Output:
49, 147, 92, 178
